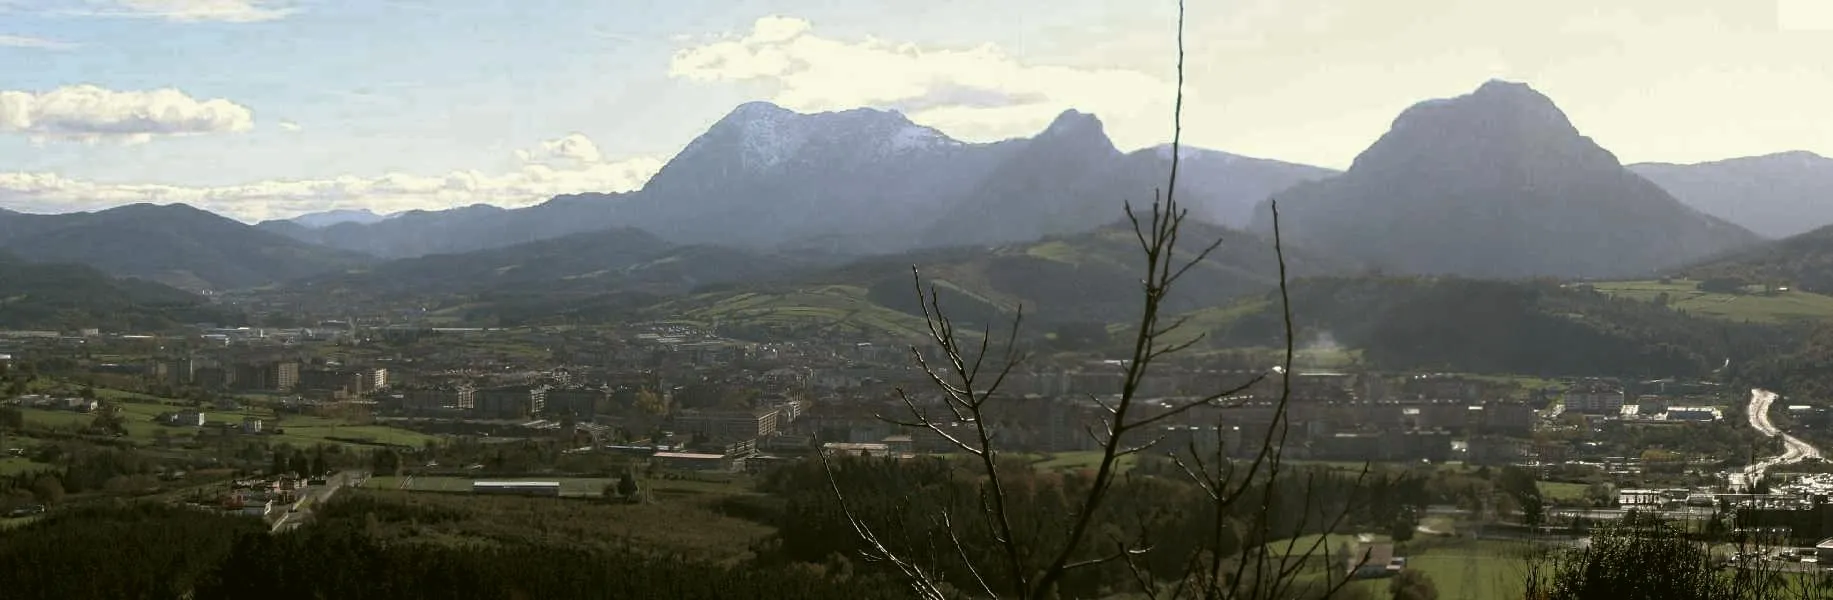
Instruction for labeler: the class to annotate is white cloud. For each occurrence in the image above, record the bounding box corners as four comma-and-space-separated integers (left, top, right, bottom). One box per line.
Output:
276, 120, 302, 132
0, 133, 665, 221
513, 132, 602, 166
0, 34, 77, 49
0, 85, 255, 144
1780, 0, 1833, 31
668, 16, 1176, 148
748, 16, 811, 44
104, 0, 295, 23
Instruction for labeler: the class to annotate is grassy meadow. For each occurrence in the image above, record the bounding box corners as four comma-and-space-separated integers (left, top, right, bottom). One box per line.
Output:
13, 387, 439, 450
1590, 279, 1833, 323
649, 285, 934, 341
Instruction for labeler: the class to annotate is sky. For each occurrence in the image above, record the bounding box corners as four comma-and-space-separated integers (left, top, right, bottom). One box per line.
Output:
5, 0, 1833, 222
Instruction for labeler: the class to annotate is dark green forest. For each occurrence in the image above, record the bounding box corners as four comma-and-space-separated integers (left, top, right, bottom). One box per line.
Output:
0, 501, 904, 600
1207, 277, 1791, 377
0, 252, 242, 331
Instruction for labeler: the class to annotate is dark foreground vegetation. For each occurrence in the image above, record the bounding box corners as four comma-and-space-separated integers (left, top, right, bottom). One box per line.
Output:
0, 457, 1532, 600
0, 501, 903, 600
1529, 516, 1833, 600
14, 462, 1833, 599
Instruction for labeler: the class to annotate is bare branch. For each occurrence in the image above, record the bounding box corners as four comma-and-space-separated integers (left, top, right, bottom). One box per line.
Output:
942, 510, 1000, 598
817, 447, 949, 600
1064, 539, 1151, 572
1120, 373, 1268, 432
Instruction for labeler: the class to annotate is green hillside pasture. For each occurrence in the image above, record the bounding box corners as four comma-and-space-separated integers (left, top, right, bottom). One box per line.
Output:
1120, 297, 1270, 347
649, 285, 935, 342
1590, 279, 1833, 323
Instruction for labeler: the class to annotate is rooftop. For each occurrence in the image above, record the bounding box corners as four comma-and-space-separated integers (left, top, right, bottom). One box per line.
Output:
652, 452, 725, 460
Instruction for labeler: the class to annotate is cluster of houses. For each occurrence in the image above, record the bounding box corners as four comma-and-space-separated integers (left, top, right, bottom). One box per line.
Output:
195, 475, 317, 518
9, 394, 99, 413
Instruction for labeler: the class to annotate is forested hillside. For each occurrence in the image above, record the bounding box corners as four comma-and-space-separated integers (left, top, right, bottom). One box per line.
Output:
643, 220, 1345, 342
0, 253, 242, 330
1200, 277, 1787, 377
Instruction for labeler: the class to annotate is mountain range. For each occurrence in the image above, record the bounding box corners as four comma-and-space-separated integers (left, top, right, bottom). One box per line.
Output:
6, 79, 1833, 328
1630, 151, 1833, 239
286, 208, 394, 229
259, 104, 1336, 260
0, 203, 368, 290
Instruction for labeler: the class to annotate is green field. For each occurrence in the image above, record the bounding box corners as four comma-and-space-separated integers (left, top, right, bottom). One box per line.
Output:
1590, 279, 1833, 323
1022, 235, 1135, 269
1380, 547, 1533, 599
0, 456, 54, 476
1271, 535, 1541, 599
261, 415, 438, 448
18, 404, 169, 439
1538, 481, 1591, 504
1032, 450, 1140, 472
649, 285, 936, 341
15, 394, 438, 449
1343, 538, 1540, 599
1147, 299, 1271, 341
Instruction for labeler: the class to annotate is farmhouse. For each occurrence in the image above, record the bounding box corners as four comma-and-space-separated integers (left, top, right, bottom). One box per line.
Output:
1345, 542, 1405, 579
473, 481, 562, 496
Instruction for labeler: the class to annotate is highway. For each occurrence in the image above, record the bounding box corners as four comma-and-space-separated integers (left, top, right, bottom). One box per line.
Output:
1731, 389, 1823, 489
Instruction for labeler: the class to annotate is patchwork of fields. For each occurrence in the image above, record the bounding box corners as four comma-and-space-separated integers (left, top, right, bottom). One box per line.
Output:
13, 393, 438, 450
1590, 279, 1833, 323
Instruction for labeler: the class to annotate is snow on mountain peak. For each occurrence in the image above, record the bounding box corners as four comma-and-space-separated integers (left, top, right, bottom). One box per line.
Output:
735, 108, 810, 171
886, 123, 957, 153
667, 102, 968, 177
1153, 144, 1233, 165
